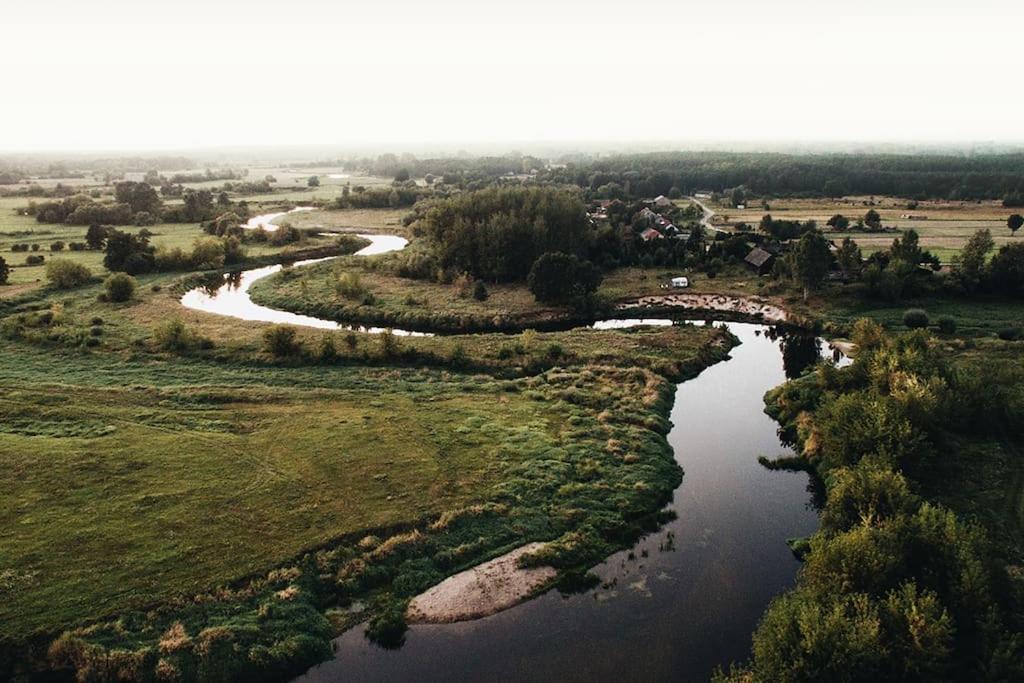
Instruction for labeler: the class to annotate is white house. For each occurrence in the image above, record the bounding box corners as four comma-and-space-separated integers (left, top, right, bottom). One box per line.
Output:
671, 276, 689, 288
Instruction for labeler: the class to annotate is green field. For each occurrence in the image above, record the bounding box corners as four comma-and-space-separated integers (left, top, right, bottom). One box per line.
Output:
0, 349, 571, 637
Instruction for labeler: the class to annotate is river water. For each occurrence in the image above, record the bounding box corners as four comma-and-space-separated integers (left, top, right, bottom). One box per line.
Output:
176, 231, 841, 681
298, 323, 841, 682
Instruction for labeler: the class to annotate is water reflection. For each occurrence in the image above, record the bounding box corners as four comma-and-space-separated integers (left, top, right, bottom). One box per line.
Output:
299, 322, 843, 683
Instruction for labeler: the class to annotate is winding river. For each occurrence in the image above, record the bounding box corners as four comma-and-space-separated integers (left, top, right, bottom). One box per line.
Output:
176, 222, 843, 681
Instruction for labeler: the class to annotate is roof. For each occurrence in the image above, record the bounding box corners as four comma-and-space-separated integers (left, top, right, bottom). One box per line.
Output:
640, 228, 664, 240
745, 246, 775, 268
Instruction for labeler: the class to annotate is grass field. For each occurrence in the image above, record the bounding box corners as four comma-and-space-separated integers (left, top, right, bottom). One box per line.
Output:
271, 207, 409, 233
0, 350, 571, 637
717, 196, 1017, 261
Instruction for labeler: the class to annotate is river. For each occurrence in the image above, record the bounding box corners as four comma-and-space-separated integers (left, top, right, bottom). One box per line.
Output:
297, 323, 841, 682
176, 228, 842, 681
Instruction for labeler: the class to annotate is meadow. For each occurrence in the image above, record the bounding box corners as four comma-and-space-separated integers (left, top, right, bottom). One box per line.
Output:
719, 196, 1016, 261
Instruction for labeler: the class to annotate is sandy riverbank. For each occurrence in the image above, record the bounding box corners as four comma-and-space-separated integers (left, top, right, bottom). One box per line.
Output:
618, 293, 789, 323
405, 543, 556, 624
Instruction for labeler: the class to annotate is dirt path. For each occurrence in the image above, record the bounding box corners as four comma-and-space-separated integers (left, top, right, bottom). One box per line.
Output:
405, 543, 556, 624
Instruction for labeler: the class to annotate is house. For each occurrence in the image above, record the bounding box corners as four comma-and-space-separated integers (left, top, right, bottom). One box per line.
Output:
653, 195, 674, 208
744, 246, 776, 275
694, 192, 712, 199
671, 276, 689, 288
638, 207, 658, 222
640, 228, 664, 241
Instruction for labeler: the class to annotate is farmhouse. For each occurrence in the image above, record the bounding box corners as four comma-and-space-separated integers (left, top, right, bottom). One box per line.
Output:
640, 227, 664, 241
653, 195, 674, 208
744, 246, 776, 275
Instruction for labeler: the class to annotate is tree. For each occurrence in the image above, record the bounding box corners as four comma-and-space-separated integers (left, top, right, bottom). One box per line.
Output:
792, 231, 832, 301
85, 224, 108, 250
528, 252, 602, 304
989, 243, 1024, 293
0, 256, 8, 284
45, 259, 92, 289
307, 175, 320, 187
114, 181, 162, 215
1009, 214, 1023, 236
104, 229, 155, 274
835, 237, 862, 277
394, 168, 411, 183
827, 214, 850, 230
955, 228, 994, 293
730, 187, 746, 207
864, 209, 882, 229
104, 273, 137, 302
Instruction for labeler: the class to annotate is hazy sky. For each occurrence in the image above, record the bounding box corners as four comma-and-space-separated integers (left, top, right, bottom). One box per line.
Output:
3, 0, 1021, 152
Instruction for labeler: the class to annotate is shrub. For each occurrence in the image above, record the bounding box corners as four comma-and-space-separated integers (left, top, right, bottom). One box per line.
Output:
336, 271, 368, 300
0, 256, 8, 284
68, 241, 86, 251
30, 243, 40, 252
936, 316, 957, 334
997, 327, 1022, 341
49, 241, 65, 252
26, 254, 45, 265
902, 309, 929, 329
154, 318, 198, 351
344, 331, 358, 349
45, 259, 92, 289
263, 325, 300, 356
190, 237, 226, 270
318, 334, 338, 361
104, 273, 137, 302
472, 280, 489, 301
379, 329, 399, 357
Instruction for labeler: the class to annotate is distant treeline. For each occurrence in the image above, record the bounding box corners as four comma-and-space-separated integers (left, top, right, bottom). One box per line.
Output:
330, 151, 1024, 202
551, 152, 1024, 201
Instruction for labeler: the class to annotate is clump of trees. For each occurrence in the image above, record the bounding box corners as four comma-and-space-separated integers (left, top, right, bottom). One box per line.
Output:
721, 322, 1024, 682
420, 186, 591, 282
528, 252, 602, 304
0, 256, 9, 284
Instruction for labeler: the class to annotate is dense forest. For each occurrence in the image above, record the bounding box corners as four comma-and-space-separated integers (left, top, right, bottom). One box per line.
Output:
330, 151, 1024, 202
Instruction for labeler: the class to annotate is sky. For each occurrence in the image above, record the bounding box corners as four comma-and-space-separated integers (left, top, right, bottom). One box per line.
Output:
2, 0, 1021, 153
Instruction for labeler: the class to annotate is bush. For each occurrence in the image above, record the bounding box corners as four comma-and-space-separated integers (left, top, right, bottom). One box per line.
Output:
336, 271, 368, 300
190, 236, 226, 270
26, 254, 45, 265
104, 273, 137, 302
68, 242, 86, 251
0, 256, 8, 285
472, 280, 489, 301
936, 316, 957, 334
49, 241, 65, 252
263, 325, 300, 356
153, 318, 203, 351
318, 334, 338, 361
45, 259, 92, 289
997, 327, 1022, 341
902, 308, 929, 329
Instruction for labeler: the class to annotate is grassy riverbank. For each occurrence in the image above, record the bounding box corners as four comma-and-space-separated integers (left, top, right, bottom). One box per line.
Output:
0, 234, 735, 679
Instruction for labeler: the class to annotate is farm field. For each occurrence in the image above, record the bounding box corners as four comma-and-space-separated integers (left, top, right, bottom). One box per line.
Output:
718, 196, 1017, 261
